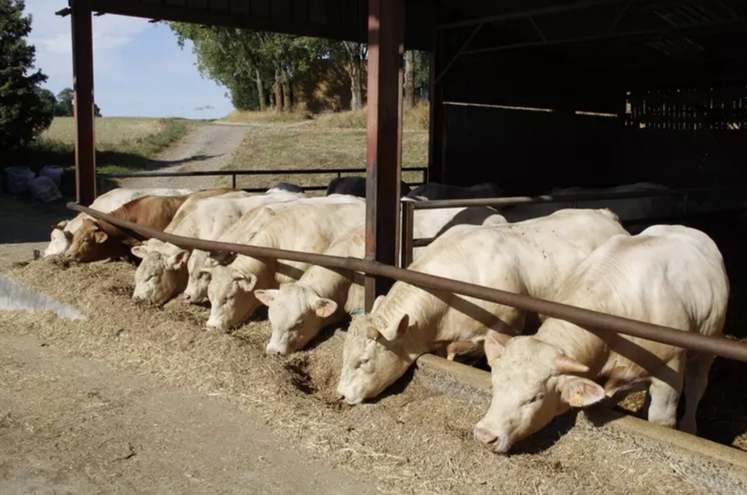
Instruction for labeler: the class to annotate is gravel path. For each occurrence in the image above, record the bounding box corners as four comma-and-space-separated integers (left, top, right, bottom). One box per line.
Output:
0, 331, 376, 495
118, 122, 254, 190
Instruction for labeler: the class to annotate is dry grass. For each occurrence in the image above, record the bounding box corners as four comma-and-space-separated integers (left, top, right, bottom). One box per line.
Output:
0, 259, 720, 495
222, 126, 428, 190
41, 117, 169, 145
312, 103, 430, 131
223, 110, 314, 124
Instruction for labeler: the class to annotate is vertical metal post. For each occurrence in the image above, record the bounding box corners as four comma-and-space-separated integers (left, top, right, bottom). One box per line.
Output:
428, 30, 446, 184
399, 200, 415, 268
71, 0, 96, 205
365, 0, 405, 312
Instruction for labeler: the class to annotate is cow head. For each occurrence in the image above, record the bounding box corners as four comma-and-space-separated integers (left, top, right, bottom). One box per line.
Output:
473, 332, 604, 454
337, 299, 418, 405
183, 249, 211, 304
132, 247, 190, 305
205, 265, 260, 331
44, 221, 73, 257
65, 219, 124, 262
256, 284, 337, 356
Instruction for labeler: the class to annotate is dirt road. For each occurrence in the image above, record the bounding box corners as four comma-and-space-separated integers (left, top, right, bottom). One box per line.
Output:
0, 331, 375, 495
119, 122, 253, 190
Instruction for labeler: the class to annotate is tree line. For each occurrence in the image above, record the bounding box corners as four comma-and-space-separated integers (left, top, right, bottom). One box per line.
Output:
169, 24, 430, 113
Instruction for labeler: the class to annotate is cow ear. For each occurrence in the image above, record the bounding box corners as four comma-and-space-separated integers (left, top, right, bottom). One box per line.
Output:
131, 246, 148, 259
371, 295, 386, 313
53, 220, 69, 230
314, 298, 338, 318
63, 230, 73, 242
558, 376, 606, 408
93, 230, 108, 244
391, 314, 410, 340
255, 289, 278, 307
234, 272, 257, 292
167, 250, 189, 270
484, 331, 512, 367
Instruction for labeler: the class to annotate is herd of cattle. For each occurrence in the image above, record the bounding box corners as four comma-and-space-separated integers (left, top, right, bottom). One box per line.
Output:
43, 178, 730, 454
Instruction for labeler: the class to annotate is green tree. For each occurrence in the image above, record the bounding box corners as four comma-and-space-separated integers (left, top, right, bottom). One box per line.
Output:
55, 87, 101, 117
36, 87, 56, 118
170, 24, 325, 112
0, 0, 53, 149
328, 41, 366, 111
55, 87, 73, 116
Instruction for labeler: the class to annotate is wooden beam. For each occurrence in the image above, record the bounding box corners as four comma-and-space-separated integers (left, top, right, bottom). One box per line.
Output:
90, 0, 363, 43
364, 0, 405, 312
71, 0, 96, 205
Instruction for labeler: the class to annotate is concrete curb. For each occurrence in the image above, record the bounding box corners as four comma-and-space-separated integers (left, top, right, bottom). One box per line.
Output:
413, 353, 747, 494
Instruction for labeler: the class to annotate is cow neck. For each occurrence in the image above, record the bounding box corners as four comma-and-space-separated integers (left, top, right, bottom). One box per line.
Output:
299, 264, 351, 305
535, 318, 609, 375
374, 282, 437, 359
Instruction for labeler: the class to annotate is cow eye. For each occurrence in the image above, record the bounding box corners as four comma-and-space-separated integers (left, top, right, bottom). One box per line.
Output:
527, 392, 545, 405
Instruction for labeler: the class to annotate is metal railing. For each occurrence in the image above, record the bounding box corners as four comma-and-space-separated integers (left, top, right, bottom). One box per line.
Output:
67, 201, 747, 363
398, 186, 747, 268
97, 167, 429, 194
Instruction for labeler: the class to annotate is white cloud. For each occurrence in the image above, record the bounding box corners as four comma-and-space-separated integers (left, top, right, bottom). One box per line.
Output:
27, 0, 149, 90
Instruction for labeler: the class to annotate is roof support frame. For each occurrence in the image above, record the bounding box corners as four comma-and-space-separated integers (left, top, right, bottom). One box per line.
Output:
364, 0, 406, 311
71, 0, 96, 205
462, 15, 746, 55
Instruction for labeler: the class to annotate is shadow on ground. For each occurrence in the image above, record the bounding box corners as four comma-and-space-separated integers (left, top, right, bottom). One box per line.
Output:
0, 195, 71, 244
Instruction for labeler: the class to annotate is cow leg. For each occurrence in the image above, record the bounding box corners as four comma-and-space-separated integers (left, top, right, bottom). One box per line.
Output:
647, 358, 684, 429
679, 352, 715, 435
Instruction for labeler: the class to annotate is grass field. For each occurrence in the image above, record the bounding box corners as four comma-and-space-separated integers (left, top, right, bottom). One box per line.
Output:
221, 105, 430, 190
41, 117, 171, 145
3, 117, 194, 190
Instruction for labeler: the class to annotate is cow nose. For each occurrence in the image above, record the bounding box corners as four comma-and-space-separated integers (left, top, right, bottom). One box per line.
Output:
473, 425, 498, 446
265, 344, 283, 356
184, 293, 192, 302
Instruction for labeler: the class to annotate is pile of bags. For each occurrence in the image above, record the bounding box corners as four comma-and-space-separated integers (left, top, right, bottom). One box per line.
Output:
2, 166, 63, 202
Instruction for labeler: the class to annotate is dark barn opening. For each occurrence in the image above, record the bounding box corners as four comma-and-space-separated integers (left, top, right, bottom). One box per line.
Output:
430, 0, 747, 195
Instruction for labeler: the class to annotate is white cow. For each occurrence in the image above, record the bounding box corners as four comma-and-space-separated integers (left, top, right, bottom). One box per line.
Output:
407, 182, 502, 201
473, 225, 729, 454
257, 208, 507, 356
43, 187, 194, 257
497, 183, 684, 230
184, 194, 365, 304
204, 201, 366, 331
256, 226, 366, 355
337, 209, 628, 405
131, 190, 305, 305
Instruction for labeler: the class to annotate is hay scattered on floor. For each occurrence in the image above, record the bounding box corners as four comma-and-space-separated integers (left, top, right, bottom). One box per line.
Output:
0, 259, 721, 494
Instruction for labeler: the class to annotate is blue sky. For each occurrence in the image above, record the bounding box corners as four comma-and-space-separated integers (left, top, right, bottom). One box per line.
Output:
27, 1, 234, 119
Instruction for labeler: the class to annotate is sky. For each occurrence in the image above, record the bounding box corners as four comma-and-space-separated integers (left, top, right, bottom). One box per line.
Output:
26, 0, 234, 119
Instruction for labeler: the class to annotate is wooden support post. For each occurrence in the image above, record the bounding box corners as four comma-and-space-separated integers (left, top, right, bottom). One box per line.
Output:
71, 0, 96, 205
365, 0, 405, 312
428, 30, 446, 184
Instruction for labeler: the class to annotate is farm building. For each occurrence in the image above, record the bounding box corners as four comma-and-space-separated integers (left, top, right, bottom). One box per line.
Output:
65, 0, 747, 304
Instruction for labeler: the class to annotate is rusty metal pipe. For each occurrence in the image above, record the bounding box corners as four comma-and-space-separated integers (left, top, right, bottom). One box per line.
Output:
67, 202, 747, 363
409, 186, 742, 210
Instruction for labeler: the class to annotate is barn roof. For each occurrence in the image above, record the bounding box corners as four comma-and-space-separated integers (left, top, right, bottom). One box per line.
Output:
84, 0, 746, 65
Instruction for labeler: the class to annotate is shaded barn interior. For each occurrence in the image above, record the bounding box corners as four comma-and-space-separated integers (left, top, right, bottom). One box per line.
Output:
429, 0, 747, 195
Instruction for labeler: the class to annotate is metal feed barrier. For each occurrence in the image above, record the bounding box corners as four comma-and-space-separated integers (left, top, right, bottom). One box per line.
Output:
97, 167, 429, 194
67, 201, 747, 364
398, 186, 747, 268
